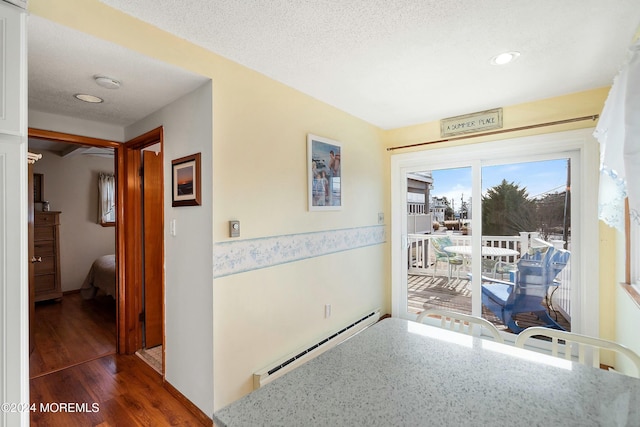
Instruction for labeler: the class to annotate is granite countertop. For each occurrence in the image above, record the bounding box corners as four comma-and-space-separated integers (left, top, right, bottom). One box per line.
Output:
213, 318, 640, 426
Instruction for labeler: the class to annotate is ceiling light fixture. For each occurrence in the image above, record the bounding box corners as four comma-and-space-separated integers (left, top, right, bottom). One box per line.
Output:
490, 51, 520, 65
74, 93, 104, 103
94, 75, 121, 89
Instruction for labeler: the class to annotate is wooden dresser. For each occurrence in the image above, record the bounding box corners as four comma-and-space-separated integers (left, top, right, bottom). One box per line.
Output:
34, 211, 62, 302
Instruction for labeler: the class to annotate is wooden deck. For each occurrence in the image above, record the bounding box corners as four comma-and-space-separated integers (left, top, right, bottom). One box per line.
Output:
408, 273, 571, 332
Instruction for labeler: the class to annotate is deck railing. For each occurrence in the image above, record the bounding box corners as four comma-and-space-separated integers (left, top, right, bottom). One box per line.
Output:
407, 202, 426, 214
407, 213, 433, 234
407, 232, 571, 320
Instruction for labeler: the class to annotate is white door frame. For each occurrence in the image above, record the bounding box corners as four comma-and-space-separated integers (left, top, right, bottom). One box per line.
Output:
1, 1, 29, 426
391, 128, 600, 336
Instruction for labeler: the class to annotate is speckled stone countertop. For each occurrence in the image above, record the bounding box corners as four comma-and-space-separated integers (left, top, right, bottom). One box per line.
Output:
213, 318, 640, 426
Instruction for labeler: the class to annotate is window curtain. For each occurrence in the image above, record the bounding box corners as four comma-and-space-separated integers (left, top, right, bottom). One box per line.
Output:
594, 39, 640, 231
98, 173, 116, 223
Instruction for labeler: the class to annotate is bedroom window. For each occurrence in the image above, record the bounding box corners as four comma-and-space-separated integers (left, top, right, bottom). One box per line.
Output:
99, 173, 116, 226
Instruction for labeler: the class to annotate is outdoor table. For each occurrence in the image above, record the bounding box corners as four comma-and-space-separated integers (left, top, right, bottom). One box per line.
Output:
444, 245, 519, 275
443, 245, 519, 258
212, 317, 640, 426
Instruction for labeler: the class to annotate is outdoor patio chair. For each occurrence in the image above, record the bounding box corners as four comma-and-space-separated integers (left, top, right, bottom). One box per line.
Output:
481, 259, 517, 279
493, 260, 518, 279
417, 308, 504, 343
515, 327, 640, 378
481, 241, 570, 333
430, 236, 464, 281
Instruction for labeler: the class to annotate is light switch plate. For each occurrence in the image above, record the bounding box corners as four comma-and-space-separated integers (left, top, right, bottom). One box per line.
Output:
229, 220, 240, 238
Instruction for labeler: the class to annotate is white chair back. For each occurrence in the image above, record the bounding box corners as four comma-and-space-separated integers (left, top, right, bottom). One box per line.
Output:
515, 327, 640, 378
416, 308, 504, 343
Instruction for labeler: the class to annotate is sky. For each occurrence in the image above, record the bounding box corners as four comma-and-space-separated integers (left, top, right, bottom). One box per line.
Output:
426, 158, 569, 209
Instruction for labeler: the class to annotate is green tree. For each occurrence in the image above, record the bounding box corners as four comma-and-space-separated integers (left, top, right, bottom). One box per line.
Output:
442, 197, 454, 220
482, 180, 536, 236
535, 191, 568, 240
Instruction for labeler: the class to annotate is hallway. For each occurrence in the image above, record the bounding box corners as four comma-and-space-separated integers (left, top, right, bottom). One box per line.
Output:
29, 293, 208, 426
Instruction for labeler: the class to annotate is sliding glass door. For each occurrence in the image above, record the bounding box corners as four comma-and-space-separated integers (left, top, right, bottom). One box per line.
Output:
392, 130, 599, 337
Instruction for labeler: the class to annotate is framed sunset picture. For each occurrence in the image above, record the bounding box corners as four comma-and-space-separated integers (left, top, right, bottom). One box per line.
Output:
172, 153, 201, 207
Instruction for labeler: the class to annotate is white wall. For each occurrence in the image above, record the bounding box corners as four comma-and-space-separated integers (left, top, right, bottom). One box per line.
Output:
124, 81, 214, 416
31, 149, 115, 292
29, 110, 125, 142
616, 287, 640, 374
614, 223, 640, 374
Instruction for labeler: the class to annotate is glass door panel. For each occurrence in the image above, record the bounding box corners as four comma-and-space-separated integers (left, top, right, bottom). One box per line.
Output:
404, 157, 573, 335
479, 158, 572, 333
406, 166, 473, 317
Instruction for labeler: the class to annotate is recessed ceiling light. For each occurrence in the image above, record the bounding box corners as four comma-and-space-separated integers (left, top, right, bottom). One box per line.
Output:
74, 93, 104, 103
490, 51, 520, 65
94, 75, 121, 89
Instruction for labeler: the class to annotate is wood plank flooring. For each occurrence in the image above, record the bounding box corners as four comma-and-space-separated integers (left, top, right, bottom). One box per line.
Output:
30, 293, 117, 378
30, 354, 207, 426
30, 292, 209, 426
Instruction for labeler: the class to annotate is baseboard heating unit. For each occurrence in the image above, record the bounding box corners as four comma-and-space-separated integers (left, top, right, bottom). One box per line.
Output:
253, 309, 380, 389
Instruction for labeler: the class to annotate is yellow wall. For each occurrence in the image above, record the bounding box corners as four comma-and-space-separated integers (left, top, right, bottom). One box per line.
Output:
383, 88, 608, 151
30, 0, 389, 412
383, 87, 620, 349
29, 0, 635, 413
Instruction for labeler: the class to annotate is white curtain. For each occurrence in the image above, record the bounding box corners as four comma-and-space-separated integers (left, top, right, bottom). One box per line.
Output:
98, 173, 116, 223
594, 40, 640, 231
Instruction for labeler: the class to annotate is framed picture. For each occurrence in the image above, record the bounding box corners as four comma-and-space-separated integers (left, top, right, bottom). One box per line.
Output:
308, 134, 342, 211
172, 153, 201, 207
33, 173, 44, 203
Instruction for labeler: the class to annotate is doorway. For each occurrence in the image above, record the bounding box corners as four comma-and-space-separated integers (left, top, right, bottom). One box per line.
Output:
121, 127, 165, 374
135, 144, 165, 373
391, 129, 601, 338
404, 159, 573, 332
27, 129, 120, 378
28, 127, 166, 377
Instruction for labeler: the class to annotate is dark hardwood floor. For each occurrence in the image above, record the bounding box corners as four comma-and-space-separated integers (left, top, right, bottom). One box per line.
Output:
30, 354, 207, 426
30, 292, 208, 426
30, 293, 117, 379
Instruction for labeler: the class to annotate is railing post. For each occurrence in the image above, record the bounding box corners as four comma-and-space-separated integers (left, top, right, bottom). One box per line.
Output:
519, 232, 530, 254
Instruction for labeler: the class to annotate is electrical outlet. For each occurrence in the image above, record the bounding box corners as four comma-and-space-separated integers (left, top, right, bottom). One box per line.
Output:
324, 304, 331, 319
378, 212, 384, 224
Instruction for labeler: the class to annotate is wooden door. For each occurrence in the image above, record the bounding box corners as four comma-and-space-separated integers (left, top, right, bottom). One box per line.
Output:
28, 164, 35, 354
143, 150, 163, 348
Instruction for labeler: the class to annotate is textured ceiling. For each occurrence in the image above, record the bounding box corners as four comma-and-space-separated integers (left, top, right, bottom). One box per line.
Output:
98, 0, 640, 129
28, 15, 209, 128
29, 2, 640, 133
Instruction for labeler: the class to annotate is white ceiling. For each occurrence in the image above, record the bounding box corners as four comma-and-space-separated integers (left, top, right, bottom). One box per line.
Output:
28, 1, 640, 137
28, 15, 209, 153
28, 15, 209, 129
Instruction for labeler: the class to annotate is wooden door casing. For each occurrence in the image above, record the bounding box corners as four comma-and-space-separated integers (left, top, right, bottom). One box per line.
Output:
28, 163, 34, 354
143, 150, 164, 348
122, 126, 164, 355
